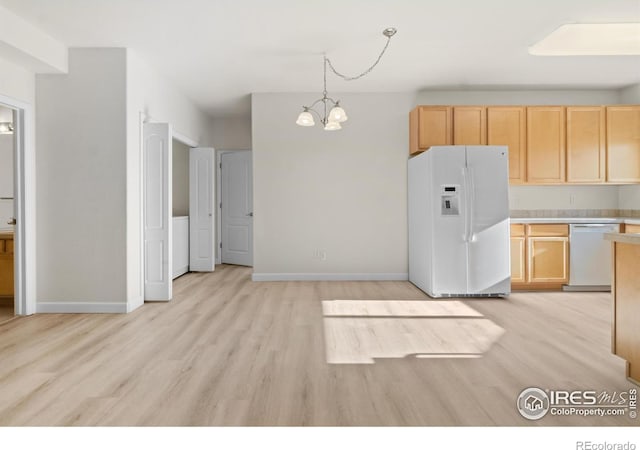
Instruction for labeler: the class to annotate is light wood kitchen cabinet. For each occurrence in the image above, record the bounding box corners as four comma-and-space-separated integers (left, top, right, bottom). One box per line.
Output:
526, 107, 566, 184
510, 224, 526, 283
624, 224, 640, 234
0, 233, 14, 297
607, 106, 640, 183
487, 106, 527, 184
409, 106, 452, 155
511, 224, 569, 289
453, 106, 486, 145
606, 232, 640, 383
566, 106, 605, 183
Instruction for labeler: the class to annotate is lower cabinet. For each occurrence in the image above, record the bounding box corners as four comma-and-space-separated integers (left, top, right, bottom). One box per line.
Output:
0, 234, 14, 297
511, 224, 569, 289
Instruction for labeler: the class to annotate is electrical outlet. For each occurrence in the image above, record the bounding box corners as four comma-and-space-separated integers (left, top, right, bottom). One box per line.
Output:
312, 249, 327, 261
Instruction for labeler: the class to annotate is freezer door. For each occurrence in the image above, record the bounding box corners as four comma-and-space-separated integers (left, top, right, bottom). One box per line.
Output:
465, 146, 511, 295
429, 146, 468, 295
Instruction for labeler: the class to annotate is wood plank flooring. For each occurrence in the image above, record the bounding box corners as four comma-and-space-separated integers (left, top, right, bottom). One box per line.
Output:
0, 264, 637, 426
0, 305, 13, 325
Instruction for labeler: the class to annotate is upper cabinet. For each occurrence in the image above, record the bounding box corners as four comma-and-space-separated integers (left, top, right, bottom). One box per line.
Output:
607, 106, 640, 183
526, 107, 565, 184
409, 103, 640, 186
453, 107, 486, 145
409, 106, 452, 155
566, 106, 606, 183
487, 107, 526, 184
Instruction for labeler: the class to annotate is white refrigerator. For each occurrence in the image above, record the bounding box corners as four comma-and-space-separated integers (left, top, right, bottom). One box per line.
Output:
408, 145, 511, 298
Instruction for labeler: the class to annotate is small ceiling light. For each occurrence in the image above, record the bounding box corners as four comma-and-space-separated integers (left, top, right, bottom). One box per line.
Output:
529, 23, 640, 55
0, 122, 14, 134
296, 27, 397, 130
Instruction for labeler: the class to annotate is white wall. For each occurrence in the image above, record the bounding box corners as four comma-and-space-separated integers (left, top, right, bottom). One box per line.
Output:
0, 56, 36, 104
126, 49, 215, 307
210, 116, 252, 150
0, 116, 14, 230
510, 185, 619, 210
172, 139, 189, 216
415, 89, 620, 106
617, 83, 640, 211
36, 48, 127, 308
252, 92, 412, 279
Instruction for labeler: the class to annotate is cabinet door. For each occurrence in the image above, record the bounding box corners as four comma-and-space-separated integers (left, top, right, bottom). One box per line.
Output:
453, 106, 486, 145
415, 106, 452, 151
510, 236, 526, 283
488, 107, 527, 184
528, 237, 569, 283
526, 107, 566, 184
567, 107, 605, 183
607, 106, 640, 183
0, 238, 13, 296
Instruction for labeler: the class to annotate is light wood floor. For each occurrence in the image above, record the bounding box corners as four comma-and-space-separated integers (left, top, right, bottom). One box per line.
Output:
0, 304, 14, 325
0, 265, 636, 426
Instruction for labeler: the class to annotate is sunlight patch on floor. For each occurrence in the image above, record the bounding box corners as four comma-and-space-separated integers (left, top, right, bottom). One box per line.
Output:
322, 300, 504, 364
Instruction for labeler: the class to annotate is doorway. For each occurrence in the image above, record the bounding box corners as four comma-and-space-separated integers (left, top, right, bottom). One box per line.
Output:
0, 95, 35, 318
217, 150, 253, 267
0, 105, 14, 323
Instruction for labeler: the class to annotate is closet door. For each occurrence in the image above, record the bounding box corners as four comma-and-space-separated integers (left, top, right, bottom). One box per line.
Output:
189, 147, 215, 271
143, 122, 172, 301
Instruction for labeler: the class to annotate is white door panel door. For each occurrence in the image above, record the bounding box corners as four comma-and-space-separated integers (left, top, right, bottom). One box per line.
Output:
466, 146, 511, 294
221, 151, 253, 266
144, 123, 172, 301
429, 146, 468, 295
189, 147, 215, 271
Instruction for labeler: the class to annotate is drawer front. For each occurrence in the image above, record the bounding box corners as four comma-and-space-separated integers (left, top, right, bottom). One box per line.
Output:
625, 224, 640, 234
510, 224, 525, 237
528, 224, 569, 237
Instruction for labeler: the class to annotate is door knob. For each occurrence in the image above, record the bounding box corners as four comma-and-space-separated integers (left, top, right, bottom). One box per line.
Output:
7, 217, 16, 225
247, 212, 253, 217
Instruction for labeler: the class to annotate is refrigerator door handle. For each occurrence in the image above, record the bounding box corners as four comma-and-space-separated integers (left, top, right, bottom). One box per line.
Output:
468, 168, 476, 242
462, 167, 471, 242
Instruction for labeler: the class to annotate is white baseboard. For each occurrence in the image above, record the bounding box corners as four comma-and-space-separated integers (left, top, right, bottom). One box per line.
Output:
251, 273, 409, 282
36, 302, 128, 313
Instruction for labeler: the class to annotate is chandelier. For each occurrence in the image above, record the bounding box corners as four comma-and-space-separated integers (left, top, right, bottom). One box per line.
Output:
296, 27, 397, 131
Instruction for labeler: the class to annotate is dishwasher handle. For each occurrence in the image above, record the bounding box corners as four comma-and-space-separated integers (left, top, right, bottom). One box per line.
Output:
570, 224, 619, 232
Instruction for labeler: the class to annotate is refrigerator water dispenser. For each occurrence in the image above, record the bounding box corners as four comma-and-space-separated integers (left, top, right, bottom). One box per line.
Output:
440, 185, 459, 216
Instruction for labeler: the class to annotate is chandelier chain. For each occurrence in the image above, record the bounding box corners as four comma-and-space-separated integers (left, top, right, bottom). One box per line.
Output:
325, 35, 393, 81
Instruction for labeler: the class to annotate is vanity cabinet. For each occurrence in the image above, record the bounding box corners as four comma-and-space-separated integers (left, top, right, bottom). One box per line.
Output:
0, 233, 14, 297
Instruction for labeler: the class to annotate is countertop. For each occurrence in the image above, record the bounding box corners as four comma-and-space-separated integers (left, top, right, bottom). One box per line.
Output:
604, 232, 640, 245
510, 217, 640, 225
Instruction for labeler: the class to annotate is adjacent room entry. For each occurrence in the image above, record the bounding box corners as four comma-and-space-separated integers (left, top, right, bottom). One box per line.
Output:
143, 122, 215, 301
220, 151, 253, 266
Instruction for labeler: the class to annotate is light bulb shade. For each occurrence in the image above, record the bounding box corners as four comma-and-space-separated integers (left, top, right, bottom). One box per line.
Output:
296, 111, 315, 126
324, 121, 342, 131
328, 106, 348, 123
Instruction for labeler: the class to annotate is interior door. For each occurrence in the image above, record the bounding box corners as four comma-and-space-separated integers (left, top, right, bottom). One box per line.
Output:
189, 147, 215, 271
221, 151, 253, 266
466, 145, 511, 294
143, 123, 172, 301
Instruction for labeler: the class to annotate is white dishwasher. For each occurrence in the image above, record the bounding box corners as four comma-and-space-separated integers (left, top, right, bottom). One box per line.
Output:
568, 223, 620, 290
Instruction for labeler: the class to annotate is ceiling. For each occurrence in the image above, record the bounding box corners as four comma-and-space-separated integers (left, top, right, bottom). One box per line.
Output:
1, 0, 639, 118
